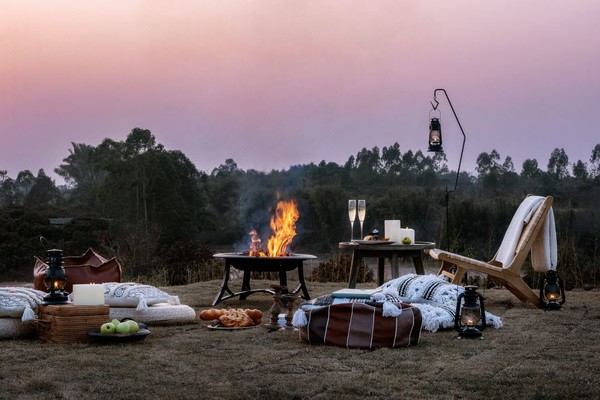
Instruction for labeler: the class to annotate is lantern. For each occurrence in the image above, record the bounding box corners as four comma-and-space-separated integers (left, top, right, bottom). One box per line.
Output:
455, 285, 486, 339
539, 270, 565, 311
42, 249, 70, 305
428, 117, 443, 153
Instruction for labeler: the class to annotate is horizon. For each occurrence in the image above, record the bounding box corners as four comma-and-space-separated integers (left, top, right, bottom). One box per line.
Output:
2, 1, 599, 182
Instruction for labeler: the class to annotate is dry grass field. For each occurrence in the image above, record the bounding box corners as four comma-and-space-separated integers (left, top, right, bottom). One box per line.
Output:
1, 278, 599, 400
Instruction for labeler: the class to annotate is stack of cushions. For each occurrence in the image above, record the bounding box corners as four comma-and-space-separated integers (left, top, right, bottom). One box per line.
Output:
103, 282, 197, 325
0, 287, 45, 339
303, 274, 503, 332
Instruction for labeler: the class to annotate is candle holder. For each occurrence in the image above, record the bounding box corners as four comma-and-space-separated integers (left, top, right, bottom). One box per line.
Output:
266, 284, 285, 331
281, 293, 300, 330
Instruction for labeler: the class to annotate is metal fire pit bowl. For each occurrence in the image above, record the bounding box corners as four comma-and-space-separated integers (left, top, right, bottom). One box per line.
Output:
212, 252, 316, 306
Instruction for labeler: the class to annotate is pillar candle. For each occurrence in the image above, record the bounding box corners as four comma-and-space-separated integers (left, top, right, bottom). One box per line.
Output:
384, 220, 401, 242
400, 228, 415, 245
72, 284, 105, 306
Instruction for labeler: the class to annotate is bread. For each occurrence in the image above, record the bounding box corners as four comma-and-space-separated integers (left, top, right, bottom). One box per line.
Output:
219, 309, 254, 327
199, 308, 226, 320
244, 309, 263, 324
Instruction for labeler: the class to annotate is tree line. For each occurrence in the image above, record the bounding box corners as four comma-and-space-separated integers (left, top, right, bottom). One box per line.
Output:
1, 128, 599, 288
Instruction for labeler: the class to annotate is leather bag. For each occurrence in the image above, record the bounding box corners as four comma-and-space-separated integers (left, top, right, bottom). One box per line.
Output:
33, 248, 122, 293
298, 302, 422, 349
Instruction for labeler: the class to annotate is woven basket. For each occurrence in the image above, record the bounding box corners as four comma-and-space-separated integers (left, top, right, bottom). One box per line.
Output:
38, 304, 110, 344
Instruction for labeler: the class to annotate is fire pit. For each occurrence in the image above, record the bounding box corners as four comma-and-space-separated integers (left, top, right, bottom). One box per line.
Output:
212, 252, 316, 306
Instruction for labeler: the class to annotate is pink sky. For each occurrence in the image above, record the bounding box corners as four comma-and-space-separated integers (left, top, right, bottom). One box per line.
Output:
1, 1, 599, 182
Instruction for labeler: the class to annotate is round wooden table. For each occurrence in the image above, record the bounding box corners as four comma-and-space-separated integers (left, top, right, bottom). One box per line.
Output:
339, 241, 436, 288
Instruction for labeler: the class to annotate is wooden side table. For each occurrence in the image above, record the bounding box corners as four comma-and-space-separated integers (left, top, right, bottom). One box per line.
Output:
339, 241, 435, 288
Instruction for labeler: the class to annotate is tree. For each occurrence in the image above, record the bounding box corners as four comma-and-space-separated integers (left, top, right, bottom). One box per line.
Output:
572, 160, 589, 180
23, 169, 62, 207
521, 159, 542, 179
547, 148, 570, 179
590, 144, 600, 179
475, 150, 501, 176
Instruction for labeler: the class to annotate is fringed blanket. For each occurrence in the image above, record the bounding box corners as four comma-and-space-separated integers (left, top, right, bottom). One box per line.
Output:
300, 274, 503, 333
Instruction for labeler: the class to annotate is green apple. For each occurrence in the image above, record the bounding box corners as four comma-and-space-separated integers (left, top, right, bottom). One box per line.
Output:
115, 322, 131, 334
111, 318, 121, 328
100, 322, 116, 334
402, 236, 412, 245
125, 320, 140, 333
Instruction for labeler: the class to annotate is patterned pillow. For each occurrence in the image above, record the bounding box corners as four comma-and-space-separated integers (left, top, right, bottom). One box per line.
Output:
103, 282, 180, 308
0, 288, 45, 318
378, 274, 464, 307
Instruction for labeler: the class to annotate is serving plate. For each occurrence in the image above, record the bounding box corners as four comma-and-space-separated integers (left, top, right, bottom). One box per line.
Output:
353, 240, 394, 245
207, 324, 257, 331
88, 328, 150, 342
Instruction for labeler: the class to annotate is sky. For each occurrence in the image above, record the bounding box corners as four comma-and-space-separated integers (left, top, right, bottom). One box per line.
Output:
1, 0, 599, 182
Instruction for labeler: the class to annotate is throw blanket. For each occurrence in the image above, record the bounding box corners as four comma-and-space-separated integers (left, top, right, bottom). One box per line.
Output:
300, 274, 502, 333
494, 196, 557, 272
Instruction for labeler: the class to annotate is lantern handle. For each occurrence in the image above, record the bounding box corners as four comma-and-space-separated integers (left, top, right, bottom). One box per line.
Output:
39, 236, 52, 251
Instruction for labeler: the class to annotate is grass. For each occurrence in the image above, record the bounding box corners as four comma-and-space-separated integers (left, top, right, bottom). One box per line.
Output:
1, 278, 599, 400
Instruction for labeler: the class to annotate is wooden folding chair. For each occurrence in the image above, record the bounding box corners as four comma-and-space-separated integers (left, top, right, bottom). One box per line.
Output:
427, 196, 554, 308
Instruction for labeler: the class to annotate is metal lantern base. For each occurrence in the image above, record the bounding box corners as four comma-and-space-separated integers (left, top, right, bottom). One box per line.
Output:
544, 302, 563, 311
458, 328, 484, 340
43, 292, 70, 305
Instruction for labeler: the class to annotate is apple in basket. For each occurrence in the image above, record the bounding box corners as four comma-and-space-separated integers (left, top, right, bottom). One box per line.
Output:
125, 320, 140, 333
100, 322, 116, 334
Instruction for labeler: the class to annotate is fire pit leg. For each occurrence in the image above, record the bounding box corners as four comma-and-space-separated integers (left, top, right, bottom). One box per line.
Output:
212, 262, 236, 306
240, 270, 252, 300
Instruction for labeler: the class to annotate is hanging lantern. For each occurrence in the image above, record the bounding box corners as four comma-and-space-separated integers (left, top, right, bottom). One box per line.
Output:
539, 270, 565, 311
455, 285, 486, 339
428, 117, 443, 153
42, 249, 70, 305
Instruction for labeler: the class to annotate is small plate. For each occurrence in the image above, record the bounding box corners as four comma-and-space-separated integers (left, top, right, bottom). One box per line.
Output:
354, 240, 394, 245
207, 324, 257, 330
88, 328, 150, 342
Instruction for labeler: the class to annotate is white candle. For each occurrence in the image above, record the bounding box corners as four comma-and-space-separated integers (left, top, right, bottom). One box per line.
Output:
72, 284, 105, 306
384, 220, 401, 242
400, 228, 415, 245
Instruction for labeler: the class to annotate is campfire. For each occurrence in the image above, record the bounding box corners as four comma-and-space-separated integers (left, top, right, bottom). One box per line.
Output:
248, 198, 299, 257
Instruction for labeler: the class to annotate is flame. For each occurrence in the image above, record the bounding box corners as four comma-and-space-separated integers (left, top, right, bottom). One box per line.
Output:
249, 199, 299, 257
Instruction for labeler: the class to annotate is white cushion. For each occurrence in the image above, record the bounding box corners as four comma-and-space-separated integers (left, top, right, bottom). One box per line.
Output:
103, 282, 180, 308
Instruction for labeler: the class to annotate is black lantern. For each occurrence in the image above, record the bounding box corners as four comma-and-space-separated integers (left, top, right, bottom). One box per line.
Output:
539, 270, 565, 311
42, 249, 70, 305
455, 285, 486, 339
428, 117, 443, 152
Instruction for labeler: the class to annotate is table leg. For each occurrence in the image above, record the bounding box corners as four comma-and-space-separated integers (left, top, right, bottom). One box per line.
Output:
377, 257, 385, 286
348, 252, 361, 289
391, 253, 399, 279
412, 255, 425, 275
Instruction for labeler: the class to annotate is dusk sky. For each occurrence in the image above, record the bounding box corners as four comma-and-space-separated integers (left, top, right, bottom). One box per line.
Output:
2, 1, 599, 182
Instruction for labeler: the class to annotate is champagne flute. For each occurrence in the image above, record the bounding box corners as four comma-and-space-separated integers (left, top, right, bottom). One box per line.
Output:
348, 200, 357, 241
357, 200, 366, 240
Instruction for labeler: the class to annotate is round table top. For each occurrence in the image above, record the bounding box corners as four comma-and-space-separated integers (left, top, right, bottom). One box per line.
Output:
338, 241, 435, 251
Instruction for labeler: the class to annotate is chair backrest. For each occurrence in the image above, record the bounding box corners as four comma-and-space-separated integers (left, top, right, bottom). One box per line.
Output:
507, 196, 553, 272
